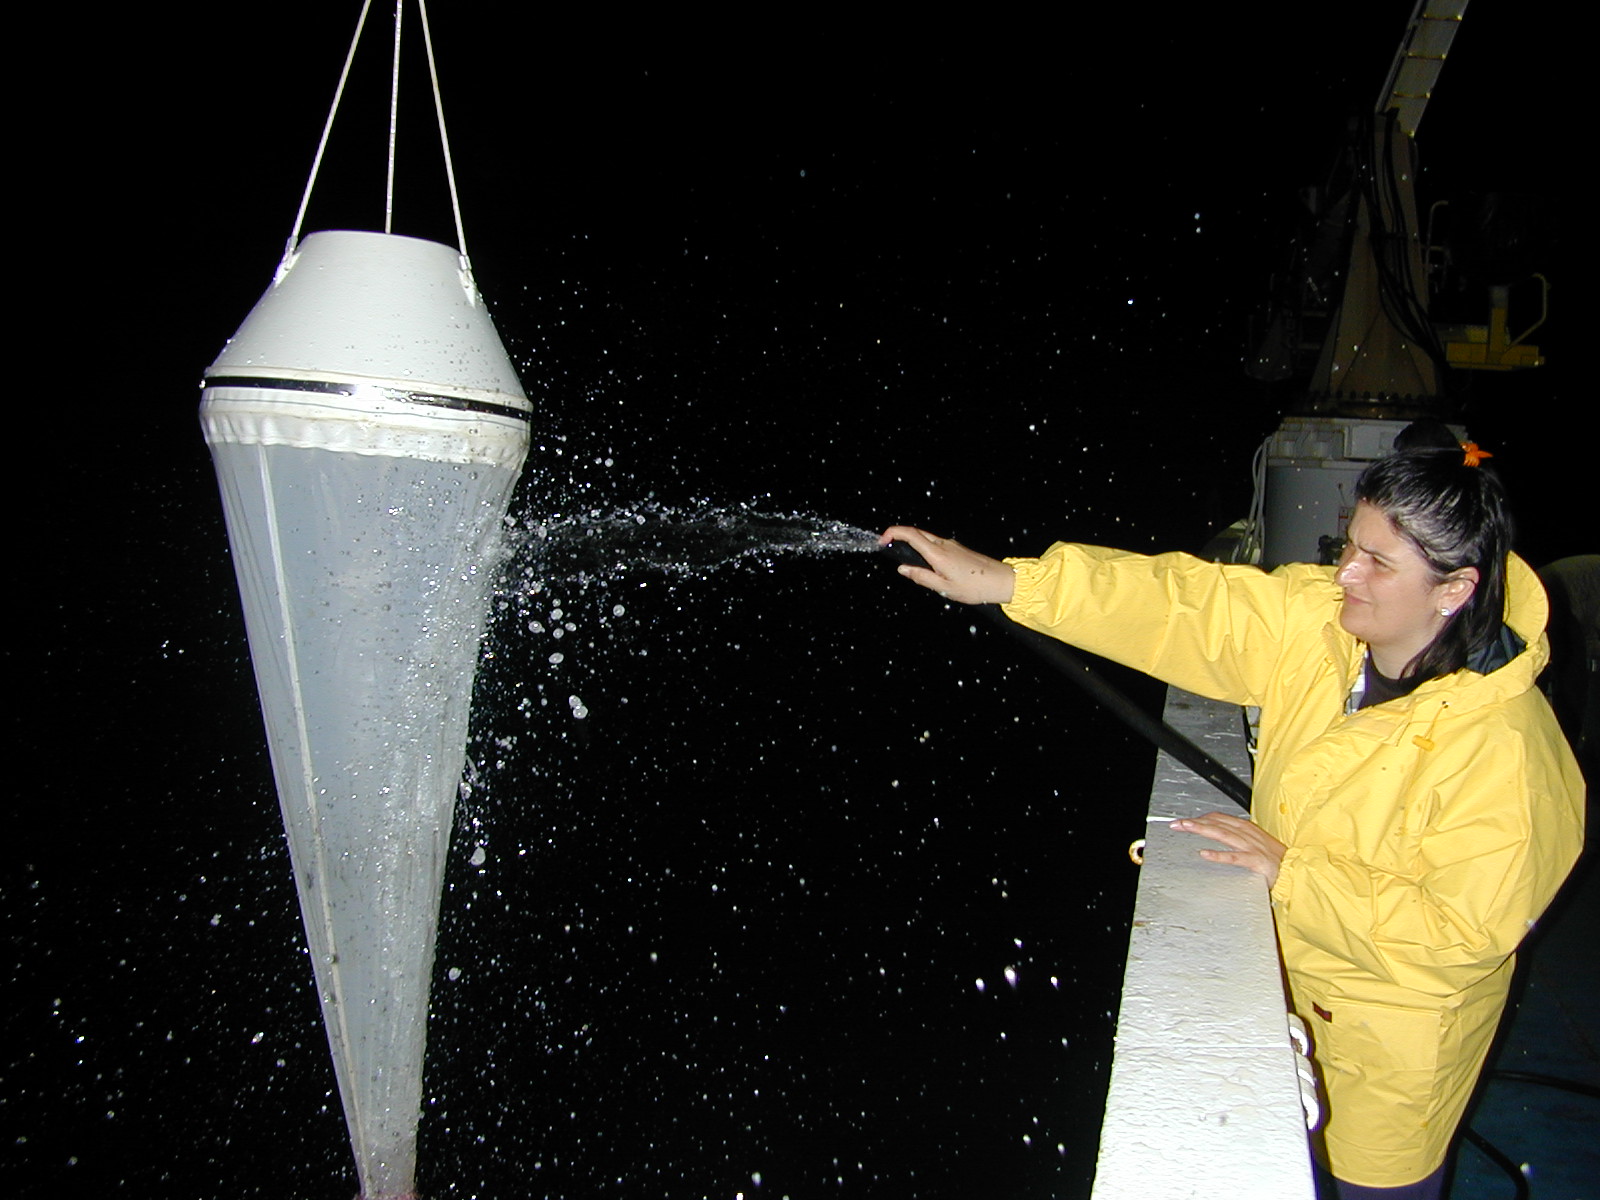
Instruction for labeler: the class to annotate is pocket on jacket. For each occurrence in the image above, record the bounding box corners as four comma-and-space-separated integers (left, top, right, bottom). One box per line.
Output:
1313, 1000, 1442, 1096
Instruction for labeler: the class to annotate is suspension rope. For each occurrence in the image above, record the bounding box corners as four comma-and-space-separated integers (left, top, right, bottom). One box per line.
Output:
417, 0, 473, 270
385, 0, 403, 234
280, 0, 474, 276
283, 0, 375, 273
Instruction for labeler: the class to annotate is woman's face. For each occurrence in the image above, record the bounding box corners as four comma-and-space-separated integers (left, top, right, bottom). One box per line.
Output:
1335, 501, 1476, 678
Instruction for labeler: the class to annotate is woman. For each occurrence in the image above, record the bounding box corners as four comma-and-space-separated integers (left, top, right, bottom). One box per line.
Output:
881, 446, 1584, 1198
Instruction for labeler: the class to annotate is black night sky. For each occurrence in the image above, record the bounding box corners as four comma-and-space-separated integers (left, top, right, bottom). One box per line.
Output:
10, 4, 1580, 1199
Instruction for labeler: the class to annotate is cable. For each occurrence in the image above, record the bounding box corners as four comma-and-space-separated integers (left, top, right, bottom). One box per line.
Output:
1359, 110, 1452, 385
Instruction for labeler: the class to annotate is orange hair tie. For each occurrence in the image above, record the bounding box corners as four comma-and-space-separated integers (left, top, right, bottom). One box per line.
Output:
1461, 442, 1493, 467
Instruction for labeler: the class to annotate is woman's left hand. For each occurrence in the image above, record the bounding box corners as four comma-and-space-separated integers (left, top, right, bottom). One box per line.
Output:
1170, 813, 1287, 888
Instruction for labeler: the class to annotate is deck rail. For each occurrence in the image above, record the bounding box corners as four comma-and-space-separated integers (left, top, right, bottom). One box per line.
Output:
1090, 688, 1316, 1200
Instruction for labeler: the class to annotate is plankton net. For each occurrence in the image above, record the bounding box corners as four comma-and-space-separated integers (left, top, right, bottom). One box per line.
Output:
197, 5, 529, 1195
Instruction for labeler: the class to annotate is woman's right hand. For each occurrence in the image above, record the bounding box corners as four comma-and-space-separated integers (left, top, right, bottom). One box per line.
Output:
878, 526, 1016, 606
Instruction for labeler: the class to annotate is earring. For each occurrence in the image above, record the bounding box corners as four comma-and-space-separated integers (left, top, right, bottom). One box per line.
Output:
1439, 607, 1453, 617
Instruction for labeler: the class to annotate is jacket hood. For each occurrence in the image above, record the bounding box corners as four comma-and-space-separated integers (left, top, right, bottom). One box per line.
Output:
1499, 554, 1551, 654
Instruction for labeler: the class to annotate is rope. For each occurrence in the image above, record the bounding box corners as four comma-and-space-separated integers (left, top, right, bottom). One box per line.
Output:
282, 0, 375, 275
417, 0, 473, 275
279, 0, 475, 279
385, 0, 403, 235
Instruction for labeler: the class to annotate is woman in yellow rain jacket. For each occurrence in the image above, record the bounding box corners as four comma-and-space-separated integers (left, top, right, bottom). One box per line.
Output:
882, 447, 1584, 1199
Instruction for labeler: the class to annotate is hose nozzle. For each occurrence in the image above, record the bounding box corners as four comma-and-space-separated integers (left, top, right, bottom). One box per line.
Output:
879, 540, 930, 570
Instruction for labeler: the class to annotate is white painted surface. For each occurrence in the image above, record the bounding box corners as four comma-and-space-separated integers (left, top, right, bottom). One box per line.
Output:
209, 230, 530, 407
1090, 689, 1315, 1200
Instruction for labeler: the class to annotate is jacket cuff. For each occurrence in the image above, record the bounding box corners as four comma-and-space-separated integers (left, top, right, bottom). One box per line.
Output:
1270, 846, 1302, 907
1000, 553, 1054, 624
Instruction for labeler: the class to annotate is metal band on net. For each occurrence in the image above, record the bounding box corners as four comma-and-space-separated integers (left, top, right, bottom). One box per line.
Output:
203, 374, 532, 422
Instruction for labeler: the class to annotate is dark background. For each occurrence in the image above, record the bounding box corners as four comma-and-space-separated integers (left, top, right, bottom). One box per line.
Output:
8, 3, 1580, 1198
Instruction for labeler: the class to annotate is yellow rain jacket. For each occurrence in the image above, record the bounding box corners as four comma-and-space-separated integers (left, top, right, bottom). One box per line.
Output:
1002, 544, 1584, 1187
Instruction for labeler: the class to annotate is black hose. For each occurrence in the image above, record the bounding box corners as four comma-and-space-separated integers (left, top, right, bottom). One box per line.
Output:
982, 609, 1255, 810
1463, 1071, 1600, 1198
1490, 1071, 1600, 1100
1462, 1128, 1530, 1200
882, 540, 1254, 810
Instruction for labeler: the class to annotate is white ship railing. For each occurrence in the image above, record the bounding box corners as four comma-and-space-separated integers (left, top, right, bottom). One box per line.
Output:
1090, 689, 1316, 1200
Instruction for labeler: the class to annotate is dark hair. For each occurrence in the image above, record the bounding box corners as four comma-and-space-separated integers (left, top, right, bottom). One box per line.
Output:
1354, 448, 1513, 681
1390, 418, 1462, 454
